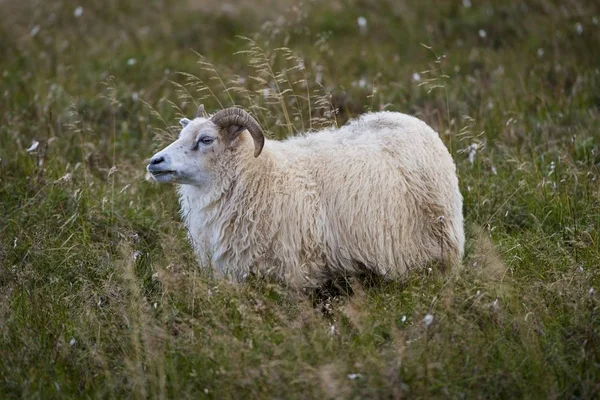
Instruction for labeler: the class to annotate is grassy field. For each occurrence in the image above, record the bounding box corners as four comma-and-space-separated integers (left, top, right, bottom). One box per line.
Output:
1, 0, 600, 398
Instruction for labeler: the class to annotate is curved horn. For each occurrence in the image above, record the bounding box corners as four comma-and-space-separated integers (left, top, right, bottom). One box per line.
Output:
211, 107, 265, 157
195, 104, 208, 118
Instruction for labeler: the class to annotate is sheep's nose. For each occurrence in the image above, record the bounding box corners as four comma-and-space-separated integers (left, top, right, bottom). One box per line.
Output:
150, 156, 165, 165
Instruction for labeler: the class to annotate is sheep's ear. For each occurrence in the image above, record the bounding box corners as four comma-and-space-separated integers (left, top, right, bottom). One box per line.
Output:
179, 118, 191, 128
196, 104, 208, 118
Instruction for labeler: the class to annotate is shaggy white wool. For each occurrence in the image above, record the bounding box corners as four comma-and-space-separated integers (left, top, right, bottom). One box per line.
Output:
174, 111, 464, 288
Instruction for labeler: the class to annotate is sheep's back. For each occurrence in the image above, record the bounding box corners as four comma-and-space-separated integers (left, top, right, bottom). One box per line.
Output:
300, 112, 463, 277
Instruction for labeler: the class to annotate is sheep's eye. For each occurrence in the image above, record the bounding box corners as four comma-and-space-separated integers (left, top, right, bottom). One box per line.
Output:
200, 136, 215, 145
193, 136, 215, 150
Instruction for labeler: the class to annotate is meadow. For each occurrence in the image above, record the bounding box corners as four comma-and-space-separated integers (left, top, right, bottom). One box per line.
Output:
1, 0, 599, 398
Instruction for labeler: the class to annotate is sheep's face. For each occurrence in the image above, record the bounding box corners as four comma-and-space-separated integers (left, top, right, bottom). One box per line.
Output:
147, 117, 225, 186
147, 106, 264, 187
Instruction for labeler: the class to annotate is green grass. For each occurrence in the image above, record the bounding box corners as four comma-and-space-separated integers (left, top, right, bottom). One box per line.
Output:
1, 0, 600, 398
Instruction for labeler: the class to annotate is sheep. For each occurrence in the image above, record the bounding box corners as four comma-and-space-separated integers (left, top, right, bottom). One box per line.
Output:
147, 105, 465, 289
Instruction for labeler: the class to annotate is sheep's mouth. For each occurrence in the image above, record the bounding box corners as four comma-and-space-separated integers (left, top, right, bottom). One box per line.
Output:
149, 170, 177, 182
152, 170, 175, 176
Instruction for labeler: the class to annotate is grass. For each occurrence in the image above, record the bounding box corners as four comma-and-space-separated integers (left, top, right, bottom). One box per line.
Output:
1, 0, 599, 398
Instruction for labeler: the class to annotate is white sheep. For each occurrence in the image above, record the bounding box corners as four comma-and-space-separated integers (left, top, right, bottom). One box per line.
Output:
147, 105, 464, 288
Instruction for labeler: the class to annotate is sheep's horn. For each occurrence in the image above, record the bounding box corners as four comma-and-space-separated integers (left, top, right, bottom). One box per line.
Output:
196, 104, 208, 118
211, 107, 265, 157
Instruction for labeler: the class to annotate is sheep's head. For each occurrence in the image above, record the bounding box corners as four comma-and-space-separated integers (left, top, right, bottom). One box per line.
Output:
147, 105, 264, 185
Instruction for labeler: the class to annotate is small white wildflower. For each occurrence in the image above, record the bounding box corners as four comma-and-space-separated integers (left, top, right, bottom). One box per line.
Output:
422, 313, 434, 328
30, 25, 41, 37
151, 272, 159, 281
329, 324, 336, 336
491, 165, 497, 175
26, 140, 40, 152
537, 48, 544, 57
577, 265, 584, 273
69, 337, 76, 346
358, 77, 367, 88
462, 0, 472, 8
412, 72, 421, 82
74, 6, 83, 18
401, 315, 407, 323
56, 172, 72, 183
131, 92, 139, 102
575, 22, 583, 35
238, 76, 246, 84
357, 16, 368, 35
315, 65, 324, 84
468, 143, 478, 164
589, 287, 595, 296
153, 302, 158, 309
476, 290, 481, 296
315, 71, 323, 84
479, 29, 487, 39
133, 250, 142, 260
204, 389, 209, 394
347, 373, 363, 380
127, 58, 137, 66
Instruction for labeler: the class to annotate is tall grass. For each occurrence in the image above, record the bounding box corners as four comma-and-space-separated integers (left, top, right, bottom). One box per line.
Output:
1, 0, 599, 398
